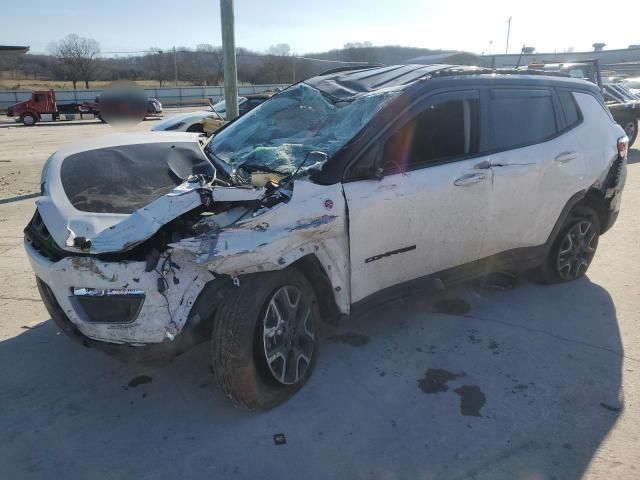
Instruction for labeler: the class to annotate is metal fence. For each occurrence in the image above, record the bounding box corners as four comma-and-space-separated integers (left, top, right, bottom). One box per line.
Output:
0, 84, 289, 113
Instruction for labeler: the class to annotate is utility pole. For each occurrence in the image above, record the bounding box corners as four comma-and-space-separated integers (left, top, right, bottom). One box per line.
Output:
173, 46, 178, 86
292, 55, 296, 84
505, 17, 512, 54
220, 0, 239, 120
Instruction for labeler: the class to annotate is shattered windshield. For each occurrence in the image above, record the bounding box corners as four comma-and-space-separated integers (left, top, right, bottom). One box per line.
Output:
208, 83, 398, 177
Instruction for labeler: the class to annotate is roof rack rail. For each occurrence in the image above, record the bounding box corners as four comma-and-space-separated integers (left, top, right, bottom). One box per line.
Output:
428, 66, 570, 79
318, 64, 384, 76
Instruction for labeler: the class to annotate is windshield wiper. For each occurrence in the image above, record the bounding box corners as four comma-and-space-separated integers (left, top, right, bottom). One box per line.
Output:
282, 151, 329, 182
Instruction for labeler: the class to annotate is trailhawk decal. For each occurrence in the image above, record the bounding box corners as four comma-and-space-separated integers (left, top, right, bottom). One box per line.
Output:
365, 245, 416, 264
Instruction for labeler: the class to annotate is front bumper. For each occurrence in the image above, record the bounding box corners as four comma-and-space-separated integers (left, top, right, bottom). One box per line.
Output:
25, 238, 213, 346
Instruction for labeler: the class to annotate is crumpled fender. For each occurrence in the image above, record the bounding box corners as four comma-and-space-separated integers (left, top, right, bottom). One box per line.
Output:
172, 181, 351, 314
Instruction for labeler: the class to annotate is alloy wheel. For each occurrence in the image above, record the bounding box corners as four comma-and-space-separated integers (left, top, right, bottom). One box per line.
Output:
262, 285, 315, 385
556, 220, 598, 280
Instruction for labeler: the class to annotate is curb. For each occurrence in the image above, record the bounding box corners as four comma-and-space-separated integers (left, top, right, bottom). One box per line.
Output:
0, 192, 39, 205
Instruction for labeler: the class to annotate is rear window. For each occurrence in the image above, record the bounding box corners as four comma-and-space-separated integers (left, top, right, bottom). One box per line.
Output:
489, 89, 557, 150
558, 90, 581, 128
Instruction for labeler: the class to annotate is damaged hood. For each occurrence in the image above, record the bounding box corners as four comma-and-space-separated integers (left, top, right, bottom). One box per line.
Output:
36, 132, 258, 254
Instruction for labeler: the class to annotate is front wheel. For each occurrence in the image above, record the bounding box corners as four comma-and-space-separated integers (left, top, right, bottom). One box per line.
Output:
21, 113, 36, 126
211, 268, 319, 410
536, 205, 600, 283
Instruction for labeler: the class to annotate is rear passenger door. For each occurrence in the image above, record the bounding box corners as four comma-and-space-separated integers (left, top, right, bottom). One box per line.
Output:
484, 87, 585, 256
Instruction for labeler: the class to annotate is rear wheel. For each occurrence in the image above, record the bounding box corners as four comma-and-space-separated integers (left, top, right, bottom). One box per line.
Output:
536, 205, 600, 283
21, 113, 36, 126
211, 268, 319, 410
623, 119, 638, 147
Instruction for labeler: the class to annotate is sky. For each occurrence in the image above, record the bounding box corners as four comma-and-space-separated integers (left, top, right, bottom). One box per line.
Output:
4, 0, 639, 57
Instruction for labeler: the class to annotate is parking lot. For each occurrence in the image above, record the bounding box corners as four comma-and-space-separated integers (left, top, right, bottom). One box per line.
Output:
0, 119, 639, 479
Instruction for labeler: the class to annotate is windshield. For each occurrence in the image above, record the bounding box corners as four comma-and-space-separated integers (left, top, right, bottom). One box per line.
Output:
208, 83, 398, 177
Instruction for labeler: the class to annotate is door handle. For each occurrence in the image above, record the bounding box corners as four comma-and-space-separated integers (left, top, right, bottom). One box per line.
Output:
454, 172, 487, 186
555, 151, 577, 163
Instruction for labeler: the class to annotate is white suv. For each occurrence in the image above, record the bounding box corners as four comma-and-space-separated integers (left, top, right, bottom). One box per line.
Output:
25, 65, 628, 409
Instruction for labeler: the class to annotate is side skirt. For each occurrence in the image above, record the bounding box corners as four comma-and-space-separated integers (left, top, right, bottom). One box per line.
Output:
350, 244, 547, 318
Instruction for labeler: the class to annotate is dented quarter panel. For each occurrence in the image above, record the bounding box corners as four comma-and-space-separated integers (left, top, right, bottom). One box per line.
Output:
172, 181, 352, 314
25, 240, 213, 344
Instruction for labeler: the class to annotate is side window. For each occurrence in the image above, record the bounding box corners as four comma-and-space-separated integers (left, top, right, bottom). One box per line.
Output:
382, 97, 479, 171
489, 89, 557, 150
558, 90, 581, 128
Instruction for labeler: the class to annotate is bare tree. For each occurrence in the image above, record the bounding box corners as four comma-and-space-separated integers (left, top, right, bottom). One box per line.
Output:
262, 44, 292, 83
268, 44, 291, 57
145, 47, 170, 86
49, 34, 101, 89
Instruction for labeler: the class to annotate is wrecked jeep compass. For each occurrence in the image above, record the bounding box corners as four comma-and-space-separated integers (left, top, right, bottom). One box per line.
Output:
25, 65, 628, 409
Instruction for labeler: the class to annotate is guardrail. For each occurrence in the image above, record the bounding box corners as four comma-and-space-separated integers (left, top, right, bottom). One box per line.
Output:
0, 84, 289, 113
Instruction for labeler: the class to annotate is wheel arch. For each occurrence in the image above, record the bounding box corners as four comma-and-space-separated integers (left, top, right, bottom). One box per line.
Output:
290, 254, 343, 325
21, 110, 39, 121
581, 189, 610, 234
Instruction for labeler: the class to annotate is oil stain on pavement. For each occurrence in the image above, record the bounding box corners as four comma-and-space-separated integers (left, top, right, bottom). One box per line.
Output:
327, 332, 370, 347
418, 368, 466, 394
454, 385, 486, 417
128, 375, 153, 388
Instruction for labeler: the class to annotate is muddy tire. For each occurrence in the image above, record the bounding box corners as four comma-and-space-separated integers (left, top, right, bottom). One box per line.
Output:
211, 268, 319, 410
21, 113, 36, 126
535, 205, 600, 284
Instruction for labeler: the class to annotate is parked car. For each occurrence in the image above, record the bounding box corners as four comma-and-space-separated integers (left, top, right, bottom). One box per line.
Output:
151, 93, 273, 133
526, 61, 640, 146
25, 65, 627, 409
623, 77, 640, 96
91, 94, 163, 123
147, 98, 163, 115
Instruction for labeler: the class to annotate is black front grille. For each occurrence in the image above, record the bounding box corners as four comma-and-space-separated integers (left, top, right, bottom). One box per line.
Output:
71, 295, 145, 324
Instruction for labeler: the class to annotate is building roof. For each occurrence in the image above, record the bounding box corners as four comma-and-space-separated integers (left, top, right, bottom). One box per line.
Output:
0, 45, 29, 54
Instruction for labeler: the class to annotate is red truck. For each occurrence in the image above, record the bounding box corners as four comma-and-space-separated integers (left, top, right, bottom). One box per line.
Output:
6, 89, 99, 126
7, 89, 163, 126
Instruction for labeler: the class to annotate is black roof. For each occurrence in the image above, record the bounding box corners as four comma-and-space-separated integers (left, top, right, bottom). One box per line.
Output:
306, 64, 447, 99
305, 64, 599, 99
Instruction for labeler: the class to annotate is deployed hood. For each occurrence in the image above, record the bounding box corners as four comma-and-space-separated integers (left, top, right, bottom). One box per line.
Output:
36, 132, 263, 254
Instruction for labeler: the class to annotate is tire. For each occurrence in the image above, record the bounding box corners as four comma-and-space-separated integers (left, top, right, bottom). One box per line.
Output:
97, 114, 106, 123
21, 113, 36, 126
623, 119, 638, 147
211, 268, 319, 410
186, 123, 204, 133
536, 205, 601, 284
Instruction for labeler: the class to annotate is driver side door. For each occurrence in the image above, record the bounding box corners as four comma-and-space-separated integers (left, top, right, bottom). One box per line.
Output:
343, 90, 493, 303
